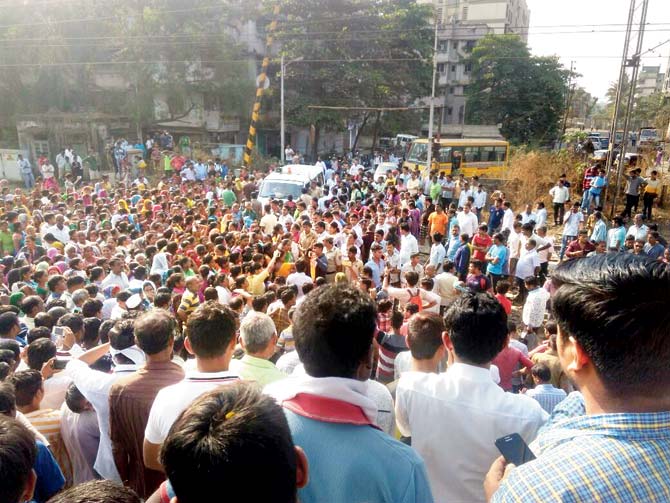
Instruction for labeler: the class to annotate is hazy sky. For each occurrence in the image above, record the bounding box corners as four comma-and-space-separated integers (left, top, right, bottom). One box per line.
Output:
526, 0, 670, 100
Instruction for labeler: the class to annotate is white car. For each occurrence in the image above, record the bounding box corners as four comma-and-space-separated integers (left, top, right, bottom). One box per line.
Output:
373, 162, 399, 182
592, 150, 608, 161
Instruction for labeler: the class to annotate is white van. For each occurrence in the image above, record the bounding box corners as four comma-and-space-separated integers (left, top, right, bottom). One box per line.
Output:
279, 164, 325, 184
257, 167, 323, 206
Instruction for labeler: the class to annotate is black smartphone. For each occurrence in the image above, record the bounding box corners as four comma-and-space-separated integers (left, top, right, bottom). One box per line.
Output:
495, 433, 536, 466
53, 359, 68, 370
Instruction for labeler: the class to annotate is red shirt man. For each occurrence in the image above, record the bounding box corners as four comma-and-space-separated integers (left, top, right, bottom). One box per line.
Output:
492, 346, 534, 392
565, 230, 596, 260
472, 226, 493, 262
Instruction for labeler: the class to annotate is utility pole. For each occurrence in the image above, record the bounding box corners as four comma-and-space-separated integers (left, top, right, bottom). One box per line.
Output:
426, 9, 439, 174
609, 0, 649, 217
603, 0, 636, 213
558, 60, 576, 150
280, 54, 285, 165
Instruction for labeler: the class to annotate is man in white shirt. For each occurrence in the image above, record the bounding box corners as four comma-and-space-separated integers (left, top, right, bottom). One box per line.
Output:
627, 213, 649, 242
559, 203, 584, 261
398, 223, 419, 267
259, 204, 278, 235
433, 261, 459, 311
507, 221, 523, 279
549, 180, 570, 226
521, 276, 550, 350
407, 172, 421, 196
286, 260, 313, 299
535, 202, 548, 228
457, 204, 479, 238
396, 293, 547, 503
48, 214, 71, 243
143, 302, 239, 471
458, 183, 473, 209
101, 259, 130, 290
501, 201, 515, 233
64, 322, 145, 482
515, 238, 541, 304
473, 185, 487, 219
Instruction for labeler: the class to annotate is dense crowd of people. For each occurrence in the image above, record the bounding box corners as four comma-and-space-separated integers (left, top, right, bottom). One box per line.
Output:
0, 145, 669, 503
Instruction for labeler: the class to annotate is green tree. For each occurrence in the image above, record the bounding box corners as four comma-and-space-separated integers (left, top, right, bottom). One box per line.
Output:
465, 34, 570, 145
268, 0, 433, 158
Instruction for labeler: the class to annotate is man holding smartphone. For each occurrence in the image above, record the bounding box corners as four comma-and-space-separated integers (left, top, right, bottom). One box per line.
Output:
486, 254, 670, 502
396, 293, 547, 503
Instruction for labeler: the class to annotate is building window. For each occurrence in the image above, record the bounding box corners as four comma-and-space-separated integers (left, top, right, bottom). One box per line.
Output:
33, 140, 49, 157
447, 107, 453, 116
451, 65, 456, 73
465, 63, 472, 73
437, 63, 445, 74
465, 40, 475, 52
449, 86, 455, 94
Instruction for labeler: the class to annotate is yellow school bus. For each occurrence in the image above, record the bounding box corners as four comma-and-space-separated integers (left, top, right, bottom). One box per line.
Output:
402, 138, 510, 179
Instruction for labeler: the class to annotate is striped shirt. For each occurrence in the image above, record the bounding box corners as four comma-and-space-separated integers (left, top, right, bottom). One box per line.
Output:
375, 332, 408, 384
525, 384, 567, 414
25, 409, 73, 486
178, 290, 200, 315
492, 411, 670, 502
109, 361, 185, 498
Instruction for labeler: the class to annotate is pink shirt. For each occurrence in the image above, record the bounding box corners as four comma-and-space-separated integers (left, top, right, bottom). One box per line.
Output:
492, 346, 534, 391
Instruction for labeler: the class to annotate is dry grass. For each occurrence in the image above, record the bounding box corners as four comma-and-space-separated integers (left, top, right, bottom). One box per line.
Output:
501, 150, 584, 209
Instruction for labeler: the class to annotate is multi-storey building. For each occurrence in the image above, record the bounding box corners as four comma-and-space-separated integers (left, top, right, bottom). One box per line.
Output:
636, 65, 665, 98
420, 0, 530, 125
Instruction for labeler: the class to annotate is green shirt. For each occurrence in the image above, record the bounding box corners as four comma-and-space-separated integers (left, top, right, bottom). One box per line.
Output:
0, 231, 14, 254
222, 189, 236, 207
430, 182, 442, 201
229, 354, 287, 387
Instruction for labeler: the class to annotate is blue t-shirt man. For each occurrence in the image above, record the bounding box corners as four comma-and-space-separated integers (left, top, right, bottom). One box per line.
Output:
486, 244, 508, 276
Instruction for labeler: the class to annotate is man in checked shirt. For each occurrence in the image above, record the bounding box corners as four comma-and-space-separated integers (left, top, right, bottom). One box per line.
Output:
485, 253, 670, 502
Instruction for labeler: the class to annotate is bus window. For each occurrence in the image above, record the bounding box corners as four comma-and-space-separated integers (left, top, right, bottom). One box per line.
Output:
464, 147, 481, 162
494, 146, 507, 162
481, 146, 496, 162
407, 143, 428, 163
439, 147, 452, 162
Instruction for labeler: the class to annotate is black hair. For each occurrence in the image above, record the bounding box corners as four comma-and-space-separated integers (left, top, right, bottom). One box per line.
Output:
134, 310, 175, 355
108, 319, 136, 351
0, 416, 37, 503
0, 340, 20, 367
11, 369, 43, 407
65, 383, 88, 414
551, 253, 670, 395
443, 293, 507, 365
26, 338, 56, 371
294, 284, 376, 378
45, 480, 140, 503
161, 383, 297, 503
186, 302, 238, 359
0, 312, 18, 336
531, 362, 552, 383
20, 296, 42, 317
82, 317, 102, 349
81, 299, 103, 318
407, 312, 445, 359
0, 381, 16, 416
26, 327, 51, 345
58, 312, 84, 335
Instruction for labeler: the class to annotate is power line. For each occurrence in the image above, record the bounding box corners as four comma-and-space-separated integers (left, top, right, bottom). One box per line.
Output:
1, 27, 669, 49
0, 54, 665, 69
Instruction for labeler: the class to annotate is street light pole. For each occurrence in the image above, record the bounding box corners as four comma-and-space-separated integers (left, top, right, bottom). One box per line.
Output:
426, 13, 439, 174
281, 54, 286, 164
280, 55, 303, 165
